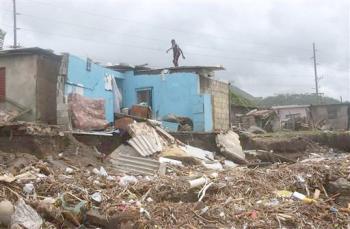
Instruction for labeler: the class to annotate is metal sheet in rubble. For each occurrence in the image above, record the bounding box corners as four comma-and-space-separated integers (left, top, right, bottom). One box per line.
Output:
128, 134, 162, 156
109, 154, 159, 176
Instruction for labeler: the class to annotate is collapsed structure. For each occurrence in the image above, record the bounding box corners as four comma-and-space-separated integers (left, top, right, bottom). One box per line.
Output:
0, 47, 350, 228
232, 103, 350, 132
0, 47, 230, 132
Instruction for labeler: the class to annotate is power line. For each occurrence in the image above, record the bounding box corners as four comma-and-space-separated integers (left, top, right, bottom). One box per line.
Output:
20, 0, 311, 52
21, 13, 312, 58
0, 17, 336, 71
312, 42, 320, 101
9, 25, 316, 67
0, 7, 311, 62
17, 12, 298, 60
12, 0, 18, 48
0, 7, 315, 67
0, 9, 312, 62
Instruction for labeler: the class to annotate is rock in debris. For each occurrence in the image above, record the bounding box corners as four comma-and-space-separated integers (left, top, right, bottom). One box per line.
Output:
327, 178, 350, 207
11, 199, 43, 229
328, 178, 350, 195
0, 200, 14, 226
216, 130, 247, 164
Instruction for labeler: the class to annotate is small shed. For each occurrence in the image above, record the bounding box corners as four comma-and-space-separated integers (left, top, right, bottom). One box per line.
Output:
309, 104, 350, 130
0, 47, 62, 124
272, 105, 310, 130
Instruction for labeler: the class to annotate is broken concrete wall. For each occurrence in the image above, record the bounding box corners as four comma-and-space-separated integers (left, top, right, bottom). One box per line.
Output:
170, 132, 219, 153
310, 104, 349, 130
0, 52, 62, 124
0, 54, 38, 121
200, 76, 230, 130
274, 106, 309, 121
36, 54, 62, 124
56, 54, 69, 127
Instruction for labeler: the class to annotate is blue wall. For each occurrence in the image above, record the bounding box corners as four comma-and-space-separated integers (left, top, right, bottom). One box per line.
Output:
122, 72, 213, 131
65, 55, 124, 123
64, 55, 214, 131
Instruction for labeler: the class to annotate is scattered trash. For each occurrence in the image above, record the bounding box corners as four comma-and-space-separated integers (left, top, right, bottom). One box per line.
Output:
201, 161, 223, 170
330, 207, 338, 213
313, 189, 321, 200
91, 192, 102, 203
92, 167, 108, 177
41, 197, 56, 205
65, 167, 74, 174
275, 190, 293, 198
119, 175, 138, 187
0, 173, 16, 183
199, 206, 209, 215
23, 183, 35, 195
292, 192, 316, 204
0, 119, 349, 228
99, 167, 108, 177
60, 193, 87, 215
224, 160, 238, 169
140, 207, 151, 220
188, 177, 208, 188
180, 145, 214, 161
159, 157, 183, 167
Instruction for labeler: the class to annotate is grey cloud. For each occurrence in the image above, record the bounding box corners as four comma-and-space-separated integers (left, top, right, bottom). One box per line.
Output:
0, 0, 349, 99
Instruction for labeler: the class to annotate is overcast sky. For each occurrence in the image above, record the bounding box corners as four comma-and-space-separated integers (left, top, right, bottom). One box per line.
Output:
0, 0, 349, 100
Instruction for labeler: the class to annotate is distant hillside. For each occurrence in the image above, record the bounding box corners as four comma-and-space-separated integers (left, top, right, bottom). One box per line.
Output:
257, 93, 341, 107
230, 85, 257, 107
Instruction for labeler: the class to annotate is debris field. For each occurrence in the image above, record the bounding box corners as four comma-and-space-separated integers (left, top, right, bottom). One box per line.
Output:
0, 121, 349, 228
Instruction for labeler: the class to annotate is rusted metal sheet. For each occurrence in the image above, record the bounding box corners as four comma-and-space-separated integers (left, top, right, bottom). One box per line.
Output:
109, 154, 159, 176
115, 117, 134, 132
129, 105, 152, 119
68, 93, 108, 131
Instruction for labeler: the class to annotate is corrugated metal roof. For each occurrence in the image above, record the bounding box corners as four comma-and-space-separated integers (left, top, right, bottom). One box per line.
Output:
109, 154, 159, 176
127, 122, 167, 157
128, 134, 162, 156
272, 105, 310, 109
246, 109, 274, 117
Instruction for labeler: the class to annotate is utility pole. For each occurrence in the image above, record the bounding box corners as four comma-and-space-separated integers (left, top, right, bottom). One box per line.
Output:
12, 0, 17, 48
312, 42, 319, 101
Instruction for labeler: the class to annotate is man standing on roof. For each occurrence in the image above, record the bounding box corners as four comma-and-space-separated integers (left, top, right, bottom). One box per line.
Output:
166, 39, 185, 67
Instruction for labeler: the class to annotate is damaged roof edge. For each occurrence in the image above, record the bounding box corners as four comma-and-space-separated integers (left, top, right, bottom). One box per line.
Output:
0, 47, 61, 58
135, 65, 225, 75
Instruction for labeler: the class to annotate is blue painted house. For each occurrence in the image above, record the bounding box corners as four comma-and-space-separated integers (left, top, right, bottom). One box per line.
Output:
62, 54, 230, 132
64, 55, 124, 123
109, 65, 230, 132
0, 47, 230, 132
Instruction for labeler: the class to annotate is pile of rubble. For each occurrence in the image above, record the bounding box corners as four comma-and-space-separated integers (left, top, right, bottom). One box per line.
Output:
0, 120, 349, 228
109, 120, 247, 175
0, 151, 349, 228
